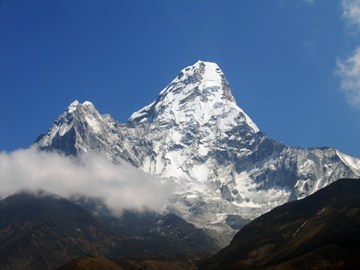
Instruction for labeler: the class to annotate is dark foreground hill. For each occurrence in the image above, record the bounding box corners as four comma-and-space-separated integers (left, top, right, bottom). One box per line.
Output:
58, 256, 125, 270
73, 197, 219, 256
199, 178, 360, 270
57, 255, 198, 270
0, 191, 122, 270
0, 191, 218, 270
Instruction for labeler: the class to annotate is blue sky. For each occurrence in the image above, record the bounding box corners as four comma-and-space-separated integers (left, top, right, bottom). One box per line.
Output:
1, 0, 360, 157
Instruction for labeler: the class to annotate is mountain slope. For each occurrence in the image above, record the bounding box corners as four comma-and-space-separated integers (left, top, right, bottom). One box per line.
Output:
58, 257, 125, 270
73, 197, 220, 255
0, 191, 121, 270
58, 256, 198, 270
198, 178, 360, 270
34, 60, 360, 245
0, 192, 219, 269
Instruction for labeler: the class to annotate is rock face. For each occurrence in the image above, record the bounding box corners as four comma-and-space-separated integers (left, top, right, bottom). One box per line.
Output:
35, 100, 139, 165
35, 60, 360, 245
198, 178, 360, 270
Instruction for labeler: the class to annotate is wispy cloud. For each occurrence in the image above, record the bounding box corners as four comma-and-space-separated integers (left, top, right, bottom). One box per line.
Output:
336, 47, 360, 108
336, 0, 360, 108
0, 148, 173, 214
342, 0, 360, 31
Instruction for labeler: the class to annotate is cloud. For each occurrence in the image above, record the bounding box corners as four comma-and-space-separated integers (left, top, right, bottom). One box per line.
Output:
0, 148, 173, 214
336, 47, 360, 108
342, 0, 360, 31
335, 1, 360, 107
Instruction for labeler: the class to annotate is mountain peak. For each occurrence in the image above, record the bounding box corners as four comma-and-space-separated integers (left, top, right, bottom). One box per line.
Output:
189, 60, 222, 76
35, 100, 118, 155
67, 100, 95, 113
129, 61, 258, 133
192, 60, 224, 76
171, 60, 235, 103
67, 99, 80, 113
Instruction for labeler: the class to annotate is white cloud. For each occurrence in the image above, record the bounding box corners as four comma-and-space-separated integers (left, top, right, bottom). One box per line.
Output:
303, 0, 327, 4
0, 148, 173, 214
342, 0, 360, 31
335, 1, 360, 107
336, 47, 360, 108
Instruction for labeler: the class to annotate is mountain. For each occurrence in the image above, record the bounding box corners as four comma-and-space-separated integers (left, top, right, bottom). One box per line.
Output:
35, 100, 139, 164
35, 60, 360, 245
198, 178, 360, 270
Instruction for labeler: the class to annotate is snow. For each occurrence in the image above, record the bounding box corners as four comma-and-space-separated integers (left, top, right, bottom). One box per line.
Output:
85, 116, 102, 133
169, 130, 183, 145
129, 101, 155, 122
232, 200, 262, 208
83, 101, 94, 107
188, 164, 210, 183
292, 220, 308, 238
68, 100, 79, 113
59, 123, 71, 136
198, 144, 209, 156
337, 151, 360, 174
128, 60, 259, 133
161, 151, 190, 180
318, 207, 326, 215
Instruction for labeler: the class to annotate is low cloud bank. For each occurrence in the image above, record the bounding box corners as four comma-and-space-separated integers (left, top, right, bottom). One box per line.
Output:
0, 148, 172, 214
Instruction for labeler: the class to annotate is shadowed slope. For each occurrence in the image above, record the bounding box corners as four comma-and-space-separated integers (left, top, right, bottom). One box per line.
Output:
0, 192, 122, 270
58, 256, 124, 270
199, 178, 360, 270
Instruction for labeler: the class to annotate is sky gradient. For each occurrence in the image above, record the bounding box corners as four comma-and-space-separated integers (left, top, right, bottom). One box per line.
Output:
1, 0, 360, 157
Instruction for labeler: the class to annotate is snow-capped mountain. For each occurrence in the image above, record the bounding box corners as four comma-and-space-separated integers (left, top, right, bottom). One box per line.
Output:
35, 60, 360, 245
35, 99, 140, 165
